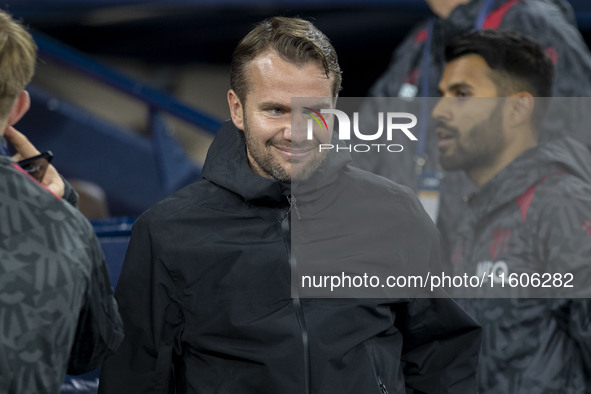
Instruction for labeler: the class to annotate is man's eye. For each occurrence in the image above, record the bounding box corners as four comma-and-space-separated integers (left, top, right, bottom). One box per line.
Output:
456, 90, 471, 98
269, 108, 283, 115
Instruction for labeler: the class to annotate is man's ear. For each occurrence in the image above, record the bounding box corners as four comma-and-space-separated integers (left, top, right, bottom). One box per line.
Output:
506, 91, 534, 127
7, 90, 30, 126
227, 89, 245, 131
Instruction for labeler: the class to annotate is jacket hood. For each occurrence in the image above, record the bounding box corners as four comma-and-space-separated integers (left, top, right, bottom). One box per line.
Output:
536, 136, 591, 182
469, 137, 591, 215
201, 120, 290, 204
201, 120, 350, 204
444, 0, 488, 31
543, 0, 576, 25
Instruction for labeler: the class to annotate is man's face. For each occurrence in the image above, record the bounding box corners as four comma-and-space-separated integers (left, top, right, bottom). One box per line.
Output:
228, 51, 334, 183
432, 54, 506, 174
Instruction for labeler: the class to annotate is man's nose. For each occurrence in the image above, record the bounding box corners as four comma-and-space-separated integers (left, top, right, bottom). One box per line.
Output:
432, 97, 452, 122
288, 113, 309, 143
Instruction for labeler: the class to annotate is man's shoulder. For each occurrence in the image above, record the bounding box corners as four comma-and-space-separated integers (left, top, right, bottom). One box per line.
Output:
0, 159, 94, 237
339, 164, 435, 229
341, 164, 418, 201
0, 158, 96, 302
501, 0, 576, 34
531, 169, 591, 205
397, 20, 432, 49
511, 166, 591, 232
136, 178, 223, 224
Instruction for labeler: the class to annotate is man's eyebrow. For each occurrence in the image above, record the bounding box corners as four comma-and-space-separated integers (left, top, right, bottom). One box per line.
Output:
446, 81, 472, 92
307, 103, 333, 110
259, 102, 290, 111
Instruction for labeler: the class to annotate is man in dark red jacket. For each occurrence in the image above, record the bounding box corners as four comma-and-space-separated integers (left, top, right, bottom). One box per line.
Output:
351, 0, 591, 261
434, 29, 591, 393
354, 0, 591, 185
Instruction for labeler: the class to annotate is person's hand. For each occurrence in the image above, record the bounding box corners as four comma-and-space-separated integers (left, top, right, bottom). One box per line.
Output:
4, 126, 65, 197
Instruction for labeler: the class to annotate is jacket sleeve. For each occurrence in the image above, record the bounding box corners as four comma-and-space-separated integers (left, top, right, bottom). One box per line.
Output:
367, 23, 427, 99
535, 173, 591, 296
61, 175, 79, 208
394, 198, 481, 393
98, 214, 184, 394
566, 301, 591, 379
396, 296, 481, 394
67, 229, 124, 374
536, 178, 591, 378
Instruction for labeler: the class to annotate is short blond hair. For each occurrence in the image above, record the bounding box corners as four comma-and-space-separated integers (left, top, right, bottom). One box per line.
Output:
0, 10, 36, 117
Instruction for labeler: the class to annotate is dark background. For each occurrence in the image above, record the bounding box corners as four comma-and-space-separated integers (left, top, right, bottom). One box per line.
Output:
8, 0, 591, 97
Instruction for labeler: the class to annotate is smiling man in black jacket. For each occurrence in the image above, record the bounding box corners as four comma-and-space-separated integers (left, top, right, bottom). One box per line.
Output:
99, 16, 481, 393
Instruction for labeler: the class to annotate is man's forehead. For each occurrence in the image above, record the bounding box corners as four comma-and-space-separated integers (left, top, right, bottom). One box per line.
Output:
249, 51, 278, 75
245, 50, 330, 79
244, 51, 334, 98
440, 54, 494, 88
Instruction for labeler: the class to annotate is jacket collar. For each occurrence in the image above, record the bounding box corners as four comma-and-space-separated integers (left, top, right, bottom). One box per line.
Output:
202, 120, 290, 204
443, 0, 488, 28
201, 120, 350, 205
292, 132, 351, 205
0, 135, 9, 156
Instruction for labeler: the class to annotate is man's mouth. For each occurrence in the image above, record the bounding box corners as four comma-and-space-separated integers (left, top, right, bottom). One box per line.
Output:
273, 145, 315, 160
435, 125, 456, 149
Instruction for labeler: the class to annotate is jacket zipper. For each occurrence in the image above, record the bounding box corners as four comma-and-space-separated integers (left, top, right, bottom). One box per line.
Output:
377, 375, 389, 394
282, 198, 310, 394
288, 195, 301, 219
365, 340, 389, 394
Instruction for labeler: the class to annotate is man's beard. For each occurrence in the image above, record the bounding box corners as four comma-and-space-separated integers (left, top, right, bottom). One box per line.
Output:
437, 100, 506, 173
243, 117, 328, 183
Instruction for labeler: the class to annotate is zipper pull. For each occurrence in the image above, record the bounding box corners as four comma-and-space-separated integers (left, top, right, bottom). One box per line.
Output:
377, 376, 389, 394
287, 195, 301, 220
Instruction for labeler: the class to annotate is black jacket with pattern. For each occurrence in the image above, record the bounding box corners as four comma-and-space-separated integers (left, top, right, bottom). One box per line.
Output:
446, 138, 591, 393
0, 153, 123, 394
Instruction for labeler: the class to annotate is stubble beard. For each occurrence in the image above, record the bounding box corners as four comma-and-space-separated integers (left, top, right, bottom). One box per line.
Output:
243, 117, 328, 183
439, 101, 506, 174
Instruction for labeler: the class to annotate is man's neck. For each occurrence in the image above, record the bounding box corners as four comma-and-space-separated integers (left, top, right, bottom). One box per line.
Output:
426, 0, 472, 19
467, 136, 537, 187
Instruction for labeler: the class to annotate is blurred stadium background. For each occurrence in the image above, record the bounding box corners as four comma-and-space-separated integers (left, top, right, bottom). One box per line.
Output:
6, 0, 591, 218
3, 2, 590, 391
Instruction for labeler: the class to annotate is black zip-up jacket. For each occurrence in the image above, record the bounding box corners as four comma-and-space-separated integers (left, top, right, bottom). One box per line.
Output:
99, 120, 481, 393
446, 138, 591, 393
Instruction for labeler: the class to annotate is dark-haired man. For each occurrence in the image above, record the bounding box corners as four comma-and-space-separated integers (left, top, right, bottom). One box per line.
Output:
353, 0, 591, 187
100, 16, 481, 393
351, 0, 591, 272
434, 29, 591, 393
